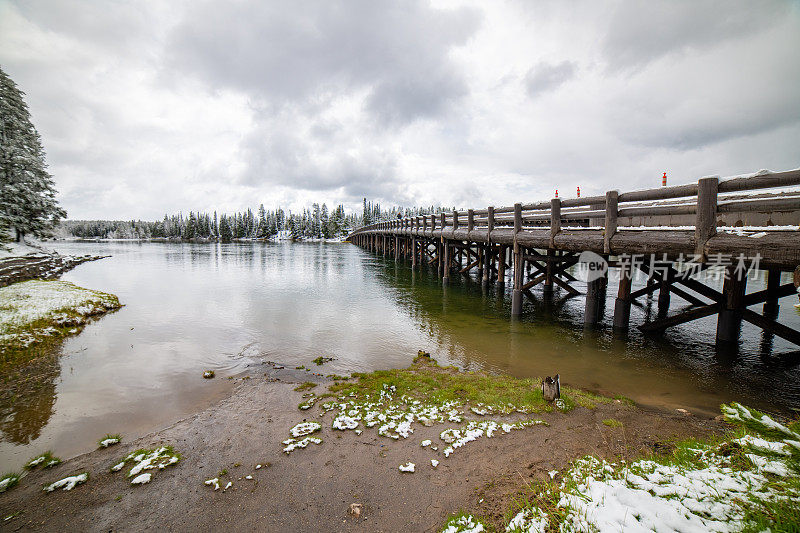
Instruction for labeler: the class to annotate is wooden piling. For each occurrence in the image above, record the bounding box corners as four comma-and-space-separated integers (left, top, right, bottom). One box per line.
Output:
717, 265, 747, 343
497, 244, 507, 284
613, 262, 632, 333
511, 203, 523, 317
544, 249, 555, 292
764, 269, 781, 315
657, 266, 671, 316
584, 271, 606, 327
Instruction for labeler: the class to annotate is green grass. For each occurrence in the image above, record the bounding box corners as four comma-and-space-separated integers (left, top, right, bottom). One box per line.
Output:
312, 356, 334, 366
327, 357, 606, 413
0, 472, 20, 493
24, 450, 61, 469
602, 418, 623, 428
98, 434, 122, 448
293, 382, 317, 392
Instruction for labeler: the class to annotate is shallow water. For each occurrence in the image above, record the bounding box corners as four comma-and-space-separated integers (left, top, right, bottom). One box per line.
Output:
1, 241, 799, 471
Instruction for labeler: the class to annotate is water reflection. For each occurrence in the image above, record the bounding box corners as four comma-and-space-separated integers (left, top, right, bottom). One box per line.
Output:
0, 349, 59, 445
364, 253, 800, 416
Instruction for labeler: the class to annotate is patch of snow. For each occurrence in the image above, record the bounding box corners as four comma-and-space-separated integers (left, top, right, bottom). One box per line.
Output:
44, 473, 88, 492
733, 434, 792, 455
441, 515, 485, 533
205, 478, 220, 490
505, 508, 548, 532
398, 462, 415, 473
245, 475, 253, 480
0, 476, 18, 493
27, 456, 47, 468
224, 481, 232, 491
283, 436, 322, 453
332, 415, 359, 430
131, 473, 151, 485
421, 439, 432, 447
431, 459, 439, 468
290, 421, 321, 437
99, 438, 120, 448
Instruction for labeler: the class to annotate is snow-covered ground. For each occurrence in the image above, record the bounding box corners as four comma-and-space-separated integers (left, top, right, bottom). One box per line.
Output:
0, 238, 53, 259
442, 402, 800, 532
0, 279, 120, 350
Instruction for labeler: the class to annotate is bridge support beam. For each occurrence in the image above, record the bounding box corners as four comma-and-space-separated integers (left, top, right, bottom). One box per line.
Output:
717, 265, 746, 344
497, 245, 507, 284
613, 262, 633, 334
584, 270, 606, 327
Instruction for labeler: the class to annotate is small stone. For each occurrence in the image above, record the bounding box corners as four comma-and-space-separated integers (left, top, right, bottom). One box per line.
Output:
349, 503, 363, 518
203, 370, 215, 379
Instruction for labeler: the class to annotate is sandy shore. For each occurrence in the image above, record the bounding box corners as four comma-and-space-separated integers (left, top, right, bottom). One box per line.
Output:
0, 360, 727, 532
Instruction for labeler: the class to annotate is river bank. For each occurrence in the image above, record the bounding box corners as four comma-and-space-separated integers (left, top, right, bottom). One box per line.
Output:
0, 240, 109, 289
0, 356, 737, 532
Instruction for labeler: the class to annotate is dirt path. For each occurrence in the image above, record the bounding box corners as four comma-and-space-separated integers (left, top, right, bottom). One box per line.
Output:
0, 365, 727, 532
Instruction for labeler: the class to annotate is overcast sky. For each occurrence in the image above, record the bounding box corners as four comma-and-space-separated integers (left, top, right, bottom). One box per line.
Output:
1, 0, 798, 220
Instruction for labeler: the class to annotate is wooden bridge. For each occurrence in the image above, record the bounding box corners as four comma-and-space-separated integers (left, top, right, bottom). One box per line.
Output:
348, 168, 800, 349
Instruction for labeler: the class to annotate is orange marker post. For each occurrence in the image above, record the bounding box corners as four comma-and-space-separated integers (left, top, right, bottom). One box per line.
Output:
555, 189, 558, 198
577, 186, 581, 198
662, 172, 667, 186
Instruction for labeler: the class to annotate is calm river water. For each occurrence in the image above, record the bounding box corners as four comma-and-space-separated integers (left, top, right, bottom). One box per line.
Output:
1, 241, 799, 471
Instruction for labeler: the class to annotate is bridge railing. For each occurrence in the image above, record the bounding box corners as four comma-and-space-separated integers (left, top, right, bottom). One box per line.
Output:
352, 168, 800, 241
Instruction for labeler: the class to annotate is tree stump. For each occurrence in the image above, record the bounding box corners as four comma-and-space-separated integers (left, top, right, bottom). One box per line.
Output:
542, 374, 560, 402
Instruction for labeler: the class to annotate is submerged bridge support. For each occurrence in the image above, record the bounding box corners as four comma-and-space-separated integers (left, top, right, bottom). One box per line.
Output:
349, 169, 800, 351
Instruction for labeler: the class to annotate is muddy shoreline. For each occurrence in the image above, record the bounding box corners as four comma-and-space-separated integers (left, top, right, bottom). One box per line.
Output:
0, 360, 727, 532
0, 252, 108, 288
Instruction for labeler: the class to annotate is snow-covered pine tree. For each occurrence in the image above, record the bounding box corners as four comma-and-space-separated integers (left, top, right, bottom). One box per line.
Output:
0, 66, 66, 242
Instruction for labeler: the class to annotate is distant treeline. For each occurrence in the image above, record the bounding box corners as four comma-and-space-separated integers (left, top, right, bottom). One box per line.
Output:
57, 200, 448, 242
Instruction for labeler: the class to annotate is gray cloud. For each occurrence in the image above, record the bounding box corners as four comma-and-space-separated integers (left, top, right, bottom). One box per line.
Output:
602, 0, 788, 71
524, 61, 577, 97
166, 0, 480, 125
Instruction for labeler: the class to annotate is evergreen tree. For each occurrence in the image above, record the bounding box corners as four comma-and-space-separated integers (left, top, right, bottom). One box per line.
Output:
218, 215, 233, 242
320, 203, 330, 239
0, 67, 66, 241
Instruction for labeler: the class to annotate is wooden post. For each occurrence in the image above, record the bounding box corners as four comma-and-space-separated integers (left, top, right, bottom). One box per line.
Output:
657, 265, 671, 315
613, 262, 632, 333
584, 270, 606, 327
482, 244, 491, 284
395, 235, 400, 262
512, 203, 523, 317
442, 239, 450, 283
695, 177, 718, 259
487, 206, 494, 239
453, 211, 459, 230
604, 190, 618, 254
764, 269, 781, 316
544, 249, 555, 292
717, 265, 747, 343
497, 244, 507, 284
468, 209, 474, 233
411, 236, 417, 268
550, 198, 561, 248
